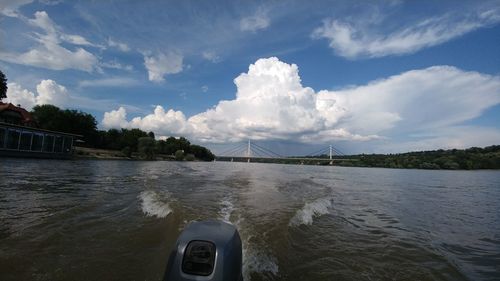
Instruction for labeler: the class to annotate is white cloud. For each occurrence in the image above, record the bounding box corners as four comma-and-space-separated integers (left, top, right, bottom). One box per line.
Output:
5, 79, 68, 109
107, 38, 130, 52
313, 8, 500, 58
318, 66, 500, 135
129, 106, 189, 133
4, 82, 37, 109
240, 9, 270, 32
101, 57, 500, 151
0, 0, 33, 17
78, 77, 138, 88
202, 51, 221, 63
143, 52, 183, 82
5, 79, 131, 112
35, 79, 69, 107
100, 60, 134, 71
0, 11, 100, 72
101, 107, 130, 129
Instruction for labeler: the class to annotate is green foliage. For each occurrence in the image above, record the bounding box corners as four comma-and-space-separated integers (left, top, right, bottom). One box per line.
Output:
189, 144, 215, 161
175, 150, 184, 161
138, 137, 156, 160
31, 105, 97, 138
121, 146, 132, 158
185, 153, 195, 161
0, 70, 7, 100
29, 104, 216, 161
340, 145, 500, 170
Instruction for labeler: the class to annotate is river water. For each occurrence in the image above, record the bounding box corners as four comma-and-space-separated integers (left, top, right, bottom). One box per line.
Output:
0, 159, 499, 280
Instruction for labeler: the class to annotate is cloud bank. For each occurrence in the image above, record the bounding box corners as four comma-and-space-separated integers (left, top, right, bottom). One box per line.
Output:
102, 57, 500, 151
313, 7, 500, 58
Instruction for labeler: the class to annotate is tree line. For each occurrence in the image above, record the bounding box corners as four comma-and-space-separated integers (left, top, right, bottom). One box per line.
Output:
330, 146, 500, 170
30, 104, 215, 161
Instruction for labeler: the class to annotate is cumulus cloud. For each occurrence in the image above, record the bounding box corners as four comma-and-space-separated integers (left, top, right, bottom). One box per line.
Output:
313, 7, 500, 58
0, 11, 99, 72
101, 57, 500, 150
5, 79, 69, 109
240, 9, 270, 32
4, 82, 36, 109
35, 79, 69, 107
102, 105, 189, 134
101, 107, 130, 129
143, 52, 183, 82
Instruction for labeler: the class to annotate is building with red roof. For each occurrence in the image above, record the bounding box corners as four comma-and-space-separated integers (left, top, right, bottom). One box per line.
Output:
0, 102, 36, 127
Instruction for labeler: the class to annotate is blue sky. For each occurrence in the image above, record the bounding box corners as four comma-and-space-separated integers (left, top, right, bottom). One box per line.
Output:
1, 0, 500, 155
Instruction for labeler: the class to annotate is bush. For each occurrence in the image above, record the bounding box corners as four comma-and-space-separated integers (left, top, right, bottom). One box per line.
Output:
185, 153, 195, 161
121, 146, 131, 158
175, 150, 184, 161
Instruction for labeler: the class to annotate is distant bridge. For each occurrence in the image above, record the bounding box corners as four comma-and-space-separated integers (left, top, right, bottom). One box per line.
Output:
215, 140, 357, 165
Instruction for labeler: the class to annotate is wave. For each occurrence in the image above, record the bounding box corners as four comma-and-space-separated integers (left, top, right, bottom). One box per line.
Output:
242, 245, 279, 280
289, 197, 333, 226
232, 217, 279, 280
219, 198, 234, 223
138, 190, 172, 218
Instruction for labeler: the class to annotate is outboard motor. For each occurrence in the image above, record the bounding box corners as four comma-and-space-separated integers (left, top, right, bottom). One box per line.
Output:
163, 220, 242, 281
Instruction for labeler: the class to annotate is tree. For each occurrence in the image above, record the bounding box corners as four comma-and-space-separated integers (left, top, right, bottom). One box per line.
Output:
31, 105, 98, 145
0, 70, 7, 100
190, 144, 215, 161
138, 137, 156, 160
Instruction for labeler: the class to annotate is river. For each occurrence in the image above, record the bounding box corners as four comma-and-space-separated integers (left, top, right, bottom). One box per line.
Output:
1, 159, 499, 280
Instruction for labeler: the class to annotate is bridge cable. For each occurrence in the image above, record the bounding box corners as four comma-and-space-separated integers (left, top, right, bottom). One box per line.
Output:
306, 146, 330, 157
250, 145, 278, 158
217, 143, 247, 156
251, 142, 284, 158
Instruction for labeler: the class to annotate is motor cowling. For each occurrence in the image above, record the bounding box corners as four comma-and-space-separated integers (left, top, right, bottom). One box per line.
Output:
163, 220, 243, 281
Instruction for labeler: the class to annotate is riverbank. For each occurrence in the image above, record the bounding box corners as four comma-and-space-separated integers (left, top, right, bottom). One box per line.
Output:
74, 146, 176, 161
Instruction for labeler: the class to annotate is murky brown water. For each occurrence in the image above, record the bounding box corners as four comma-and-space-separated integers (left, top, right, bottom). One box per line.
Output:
1, 159, 499, 280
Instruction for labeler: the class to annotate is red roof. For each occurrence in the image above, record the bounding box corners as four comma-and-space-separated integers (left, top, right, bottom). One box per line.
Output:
0, 102, 34, 124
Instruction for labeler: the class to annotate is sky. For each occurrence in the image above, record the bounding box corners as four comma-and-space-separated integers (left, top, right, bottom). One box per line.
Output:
1, 0, 500, 155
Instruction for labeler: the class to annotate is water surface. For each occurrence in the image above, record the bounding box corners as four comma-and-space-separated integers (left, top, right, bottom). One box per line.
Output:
1, 159, 499, 280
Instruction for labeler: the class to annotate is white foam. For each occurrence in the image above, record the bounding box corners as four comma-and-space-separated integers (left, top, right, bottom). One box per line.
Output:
242, 246, 279, 280
219, 198, 234, 223
233, 217, 279, 280
139, 190, 172, 218
289, 197, 333, 226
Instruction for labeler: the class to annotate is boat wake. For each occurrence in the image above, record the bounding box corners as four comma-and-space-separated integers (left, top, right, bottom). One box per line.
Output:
138, 190, 172, 218
289, 197, 333, 226
232, 217, 279, 280
219, 197, 235, 223
242, 243, 279, 280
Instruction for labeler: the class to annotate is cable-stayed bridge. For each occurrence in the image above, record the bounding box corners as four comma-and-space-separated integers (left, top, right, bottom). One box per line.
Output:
215, 140, 356, 165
